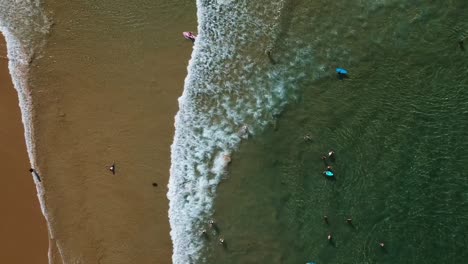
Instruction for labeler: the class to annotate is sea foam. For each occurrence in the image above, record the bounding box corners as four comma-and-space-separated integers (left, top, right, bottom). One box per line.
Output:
0, 0, 53, 246
168, 0, 315, 263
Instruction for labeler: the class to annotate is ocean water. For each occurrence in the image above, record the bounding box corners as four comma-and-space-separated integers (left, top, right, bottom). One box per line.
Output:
3, 0, 468, 263
171, 0, 468, 263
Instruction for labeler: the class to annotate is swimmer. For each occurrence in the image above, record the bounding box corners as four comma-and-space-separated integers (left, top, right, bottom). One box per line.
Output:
265, 48, 276, 64
219, 237, 225, 245
379, 242, 385, 248
328, 150, 335, 159
200, 229, 208, 238
223, 155, 232, 164
239, 125, 249, 137
323, 215, 329, 224
346, 218, 352, 224
303, 134, 312, 141
327, 234, 333, 241
209, 219, 216, 228
109, 162, 116, 175
326, 165, 333, 172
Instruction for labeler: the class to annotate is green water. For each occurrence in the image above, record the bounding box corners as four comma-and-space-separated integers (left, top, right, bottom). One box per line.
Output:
204, 1, 468, 263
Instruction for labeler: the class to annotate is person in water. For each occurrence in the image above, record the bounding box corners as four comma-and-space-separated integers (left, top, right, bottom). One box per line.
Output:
109, 162, 115, 175
200, 229, 208, 238
346, 218, 353, 225
328, 150, 335, 161
219, 237, 225, 245
209, 219, 216, 229
327, 233, 333, 242
323, 215, 329, 224
265, 48, 276, 64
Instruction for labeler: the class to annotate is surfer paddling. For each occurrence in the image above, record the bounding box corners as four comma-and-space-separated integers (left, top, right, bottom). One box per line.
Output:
336, 68, 349, 80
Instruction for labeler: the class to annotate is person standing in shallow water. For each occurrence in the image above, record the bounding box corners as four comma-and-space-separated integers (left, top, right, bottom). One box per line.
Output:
265, 48, 276, 64
109, 162, 116, 175
323, 215, 329, 224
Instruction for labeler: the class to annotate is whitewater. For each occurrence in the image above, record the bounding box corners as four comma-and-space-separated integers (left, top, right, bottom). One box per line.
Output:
167, 0, 323, 263
0, 0, 52, 234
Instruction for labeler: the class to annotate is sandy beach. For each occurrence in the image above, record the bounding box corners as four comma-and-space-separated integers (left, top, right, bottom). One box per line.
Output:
0, 35, 48, 263
19, 1, 197, 263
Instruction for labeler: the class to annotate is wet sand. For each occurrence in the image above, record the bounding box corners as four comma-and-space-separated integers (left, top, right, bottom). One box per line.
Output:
0, 36, 48, 263
24, 1, 196, 263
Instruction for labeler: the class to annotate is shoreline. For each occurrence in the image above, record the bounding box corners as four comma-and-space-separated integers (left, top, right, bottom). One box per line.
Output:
0, 34, 48, 264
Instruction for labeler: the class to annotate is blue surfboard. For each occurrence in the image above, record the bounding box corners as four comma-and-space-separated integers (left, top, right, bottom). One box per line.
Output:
336, 68, 348, 75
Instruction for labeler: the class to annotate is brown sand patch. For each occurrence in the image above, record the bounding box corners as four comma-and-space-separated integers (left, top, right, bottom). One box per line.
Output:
0, 35, 48, 263
25, 1, 197, 263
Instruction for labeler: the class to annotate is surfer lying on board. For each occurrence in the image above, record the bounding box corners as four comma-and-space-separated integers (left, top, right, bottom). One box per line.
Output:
336, 68, 349, 80
323, 165, 334, 177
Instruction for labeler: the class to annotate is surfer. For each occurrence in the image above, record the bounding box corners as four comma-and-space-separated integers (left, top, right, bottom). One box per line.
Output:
323, 170, 334, 177
336, 68, 349, 80
109, 162, 115, 175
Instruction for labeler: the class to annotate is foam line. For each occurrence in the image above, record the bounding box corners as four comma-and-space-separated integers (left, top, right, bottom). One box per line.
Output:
0, 0, 55, 262
168, 0, 314, 263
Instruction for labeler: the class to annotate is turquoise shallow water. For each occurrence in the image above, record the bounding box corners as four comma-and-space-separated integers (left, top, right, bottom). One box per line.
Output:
202, 1, 468, 263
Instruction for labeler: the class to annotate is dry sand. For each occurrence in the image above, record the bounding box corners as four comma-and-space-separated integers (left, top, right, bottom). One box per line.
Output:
0, 35, 48, 263
22, 1, 197, 263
